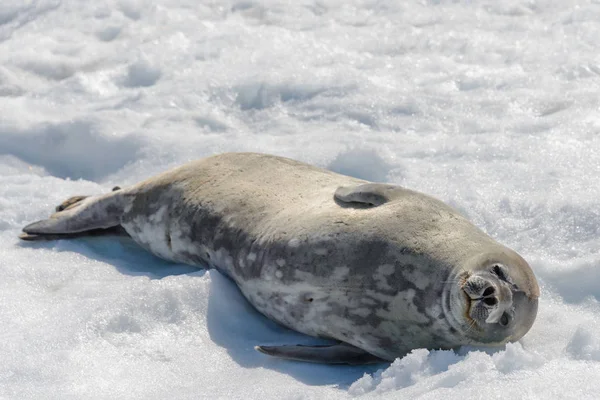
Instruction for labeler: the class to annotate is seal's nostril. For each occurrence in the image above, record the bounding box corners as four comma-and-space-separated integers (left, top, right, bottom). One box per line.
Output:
483, 297, 497, 306
482, 287, 495, 297
499, 313, 510, 326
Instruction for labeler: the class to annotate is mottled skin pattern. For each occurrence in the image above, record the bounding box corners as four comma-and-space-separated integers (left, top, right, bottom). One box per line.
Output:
21, 153, 539, 361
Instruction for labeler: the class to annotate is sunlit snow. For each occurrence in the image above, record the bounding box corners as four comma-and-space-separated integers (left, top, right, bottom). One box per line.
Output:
2, 0, 600, 399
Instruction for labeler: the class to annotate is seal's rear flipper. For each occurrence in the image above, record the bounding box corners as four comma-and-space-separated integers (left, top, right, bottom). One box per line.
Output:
55, 195, 89, 212
20, 190, 129, 240
19, 226, 129, 241
255, 343, 385, 365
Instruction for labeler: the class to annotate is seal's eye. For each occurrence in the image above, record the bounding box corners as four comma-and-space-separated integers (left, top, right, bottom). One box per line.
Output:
492, 265, 507, 281
499, 313, 510, 326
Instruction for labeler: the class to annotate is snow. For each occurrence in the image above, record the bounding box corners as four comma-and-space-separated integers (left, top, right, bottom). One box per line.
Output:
2, 0, 600, 398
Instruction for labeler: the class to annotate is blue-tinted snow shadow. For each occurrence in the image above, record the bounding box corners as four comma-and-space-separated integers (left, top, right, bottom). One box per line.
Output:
18, 235, 199, 278
533, 261, 600, 304
0, 120, 144, 181
205, 271, 386, 388
18, 235, 385, 388
327, 148, 394, 183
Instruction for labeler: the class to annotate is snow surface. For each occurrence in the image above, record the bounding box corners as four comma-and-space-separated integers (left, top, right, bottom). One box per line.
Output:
2, 0, 600, 398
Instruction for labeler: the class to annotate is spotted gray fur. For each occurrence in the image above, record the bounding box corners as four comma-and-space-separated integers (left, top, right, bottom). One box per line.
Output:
20, 152, 540, 362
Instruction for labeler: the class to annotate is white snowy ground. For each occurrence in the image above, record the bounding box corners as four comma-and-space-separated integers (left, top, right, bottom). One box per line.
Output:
2, 0, 600, 398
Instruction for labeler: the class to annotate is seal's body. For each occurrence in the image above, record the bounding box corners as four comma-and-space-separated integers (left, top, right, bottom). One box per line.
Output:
20, 153, 539, 364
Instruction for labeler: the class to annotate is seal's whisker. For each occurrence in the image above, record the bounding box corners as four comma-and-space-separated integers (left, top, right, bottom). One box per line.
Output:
440, 279, 462, 284
441, 273, 469, 285
464, 318, 477, 335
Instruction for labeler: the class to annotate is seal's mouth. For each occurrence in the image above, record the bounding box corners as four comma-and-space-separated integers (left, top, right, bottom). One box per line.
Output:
461, 284, 483, 333
450, 272, 484, 334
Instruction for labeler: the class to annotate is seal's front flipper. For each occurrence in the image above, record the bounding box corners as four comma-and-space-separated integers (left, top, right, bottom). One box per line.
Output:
334, 183, 406, 207
20, 190, 129, 240
255, 343, 385, 365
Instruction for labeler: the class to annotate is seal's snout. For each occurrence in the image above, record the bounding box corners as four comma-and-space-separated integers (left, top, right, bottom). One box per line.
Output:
459, 261, 539, 345
463, 274, 513, 326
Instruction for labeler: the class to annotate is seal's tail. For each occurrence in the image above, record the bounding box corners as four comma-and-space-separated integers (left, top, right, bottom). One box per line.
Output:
19, 187, 129, 241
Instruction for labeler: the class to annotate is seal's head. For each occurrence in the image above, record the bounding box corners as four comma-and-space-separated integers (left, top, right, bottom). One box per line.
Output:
447, 252, 539, 347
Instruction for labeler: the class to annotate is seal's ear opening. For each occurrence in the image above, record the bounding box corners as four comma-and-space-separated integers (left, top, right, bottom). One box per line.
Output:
334, 183, 401, 207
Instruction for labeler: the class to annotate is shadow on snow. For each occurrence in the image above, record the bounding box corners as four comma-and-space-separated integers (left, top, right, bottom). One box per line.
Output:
18, 235, 387, 388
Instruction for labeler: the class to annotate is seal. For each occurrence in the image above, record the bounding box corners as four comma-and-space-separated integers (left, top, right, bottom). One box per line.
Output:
19, 152, 539, 364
